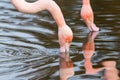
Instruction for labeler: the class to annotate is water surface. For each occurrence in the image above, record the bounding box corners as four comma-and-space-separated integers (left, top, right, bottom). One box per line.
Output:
0, 0, 120, 80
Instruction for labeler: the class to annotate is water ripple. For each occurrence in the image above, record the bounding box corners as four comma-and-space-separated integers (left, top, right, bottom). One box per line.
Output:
0, 0, 120, 80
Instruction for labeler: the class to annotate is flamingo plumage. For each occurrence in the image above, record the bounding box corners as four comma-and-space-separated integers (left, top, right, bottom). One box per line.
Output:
10, 0, 73, 53
81, 0, 100, 31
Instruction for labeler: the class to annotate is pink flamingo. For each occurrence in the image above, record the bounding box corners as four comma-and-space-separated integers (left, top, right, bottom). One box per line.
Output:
10, 0, 73, 53
81, 0, 100, 31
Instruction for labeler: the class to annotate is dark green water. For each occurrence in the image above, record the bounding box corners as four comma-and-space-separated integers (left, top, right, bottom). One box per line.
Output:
0, 0, 120, 80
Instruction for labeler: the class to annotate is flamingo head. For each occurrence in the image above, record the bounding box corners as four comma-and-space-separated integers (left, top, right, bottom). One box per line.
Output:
58, 25, 73, 53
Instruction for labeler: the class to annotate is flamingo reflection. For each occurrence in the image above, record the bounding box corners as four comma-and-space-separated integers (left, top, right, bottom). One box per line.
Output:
82, 32, 104, 74
101, 60, 120, 80
82, 32, 120, 80
59, 52, 74, 80
82, 32, 99, 59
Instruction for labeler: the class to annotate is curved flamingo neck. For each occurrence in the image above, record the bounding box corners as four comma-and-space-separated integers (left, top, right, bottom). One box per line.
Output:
46, 1, 66, 27
82, 0, 90, 5
10, 0, 66, 28
11, 0, 44, 13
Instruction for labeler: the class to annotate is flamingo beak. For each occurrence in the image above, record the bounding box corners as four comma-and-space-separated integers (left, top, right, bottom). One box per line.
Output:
60, 43, 70, 53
